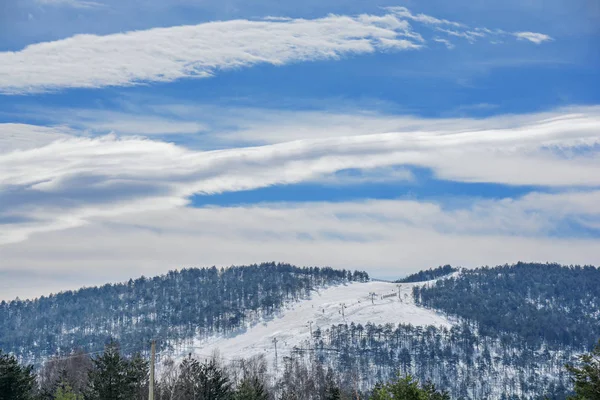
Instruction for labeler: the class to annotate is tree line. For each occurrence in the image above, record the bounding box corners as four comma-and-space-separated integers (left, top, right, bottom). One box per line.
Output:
0, 340, 451, 400
3, 339, 600, 399
396, 265, 457, 283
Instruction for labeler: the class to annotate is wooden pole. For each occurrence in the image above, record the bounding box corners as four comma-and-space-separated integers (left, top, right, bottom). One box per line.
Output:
149, 340, 155, 400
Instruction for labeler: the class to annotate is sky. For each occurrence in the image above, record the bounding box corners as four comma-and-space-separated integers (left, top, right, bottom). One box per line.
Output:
0, 0, 599, 300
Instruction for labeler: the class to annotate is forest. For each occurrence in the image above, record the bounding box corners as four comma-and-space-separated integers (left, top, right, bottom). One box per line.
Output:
302, 322, 574, 399
413, 262, 600, 349
0, 263, 368, 363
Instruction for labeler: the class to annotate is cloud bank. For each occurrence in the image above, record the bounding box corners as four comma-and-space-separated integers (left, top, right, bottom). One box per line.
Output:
1, 106, 599, 247
2, 193, 599, 300
1, 106, 599, 299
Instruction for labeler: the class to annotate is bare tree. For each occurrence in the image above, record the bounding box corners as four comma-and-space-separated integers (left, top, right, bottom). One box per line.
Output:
38, 350, 92, 397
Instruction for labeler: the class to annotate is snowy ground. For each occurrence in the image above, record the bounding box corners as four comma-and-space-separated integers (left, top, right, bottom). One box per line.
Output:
167, 281, 452, 367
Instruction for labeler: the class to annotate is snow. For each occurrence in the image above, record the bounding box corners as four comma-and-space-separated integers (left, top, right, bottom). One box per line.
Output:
174, 281, 452, 366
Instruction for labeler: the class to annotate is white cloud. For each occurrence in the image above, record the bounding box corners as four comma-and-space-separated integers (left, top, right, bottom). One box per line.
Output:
0, 7, 552, 94
388, 7, 553, 45
0, 106, 599, 248
1, 107, 599, 299
2, 106, 211, 142
514, 31, 553, 44
435, 28, 486, 43
90, 118, 205, 135
0, 123, 77, 153
263, 16, 293, 21
1, 193, 599, 300
433, 37, 455, 49
16, 103, 593, 147
316, 166, 415, 185
204, 105, 600, 146
49, 109, 206, 136
386, 7, 465, 28
0, 12, 421, 94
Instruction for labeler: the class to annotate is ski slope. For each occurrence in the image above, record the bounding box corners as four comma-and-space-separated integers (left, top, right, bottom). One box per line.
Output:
183, 280, 452, 366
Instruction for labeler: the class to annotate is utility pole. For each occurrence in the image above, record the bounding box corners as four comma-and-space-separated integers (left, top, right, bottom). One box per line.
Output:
272, 337, 278, 371
308, 320, 313, 337
397, 284, 403, 302
340, 303, 346, 319
149, 340, 156, 400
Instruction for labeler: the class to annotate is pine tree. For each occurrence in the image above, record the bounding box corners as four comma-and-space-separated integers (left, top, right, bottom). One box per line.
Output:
324, 385, 341, 400
566, 340, 600, 399
54, 382, 79, 400
422, 380, 451, 400
86, 341, 148, 400
324, 369, 341, 400
128, 353, 149, 399
0, 350, 36, 400
233, 377, 268, 400
197, 359, 232, 400
370, 375, 450, 400
172, 356, 232, 400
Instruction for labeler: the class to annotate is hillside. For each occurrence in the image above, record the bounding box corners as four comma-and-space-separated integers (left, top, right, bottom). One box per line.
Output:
2, 262, 599, 399
0, 263, 368, 362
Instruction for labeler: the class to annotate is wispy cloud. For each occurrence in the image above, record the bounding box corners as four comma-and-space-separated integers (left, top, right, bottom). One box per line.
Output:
35, 0, 105, 9
433, 37, 455, 49
37, 108, 206, 136
385, 7, 465, 28
388, 7, 553, 46
190, 105, 599, 146
0, 12, 421, 94
316, 166, 415, 185
0, 123, 76, 153
514, 31, 554, 44
0, 7, 551, 94
1, 107, 599, 246
435, 28, 486, 44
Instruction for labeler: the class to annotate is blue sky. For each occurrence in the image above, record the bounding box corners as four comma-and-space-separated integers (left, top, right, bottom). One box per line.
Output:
0, 0, 599, 299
